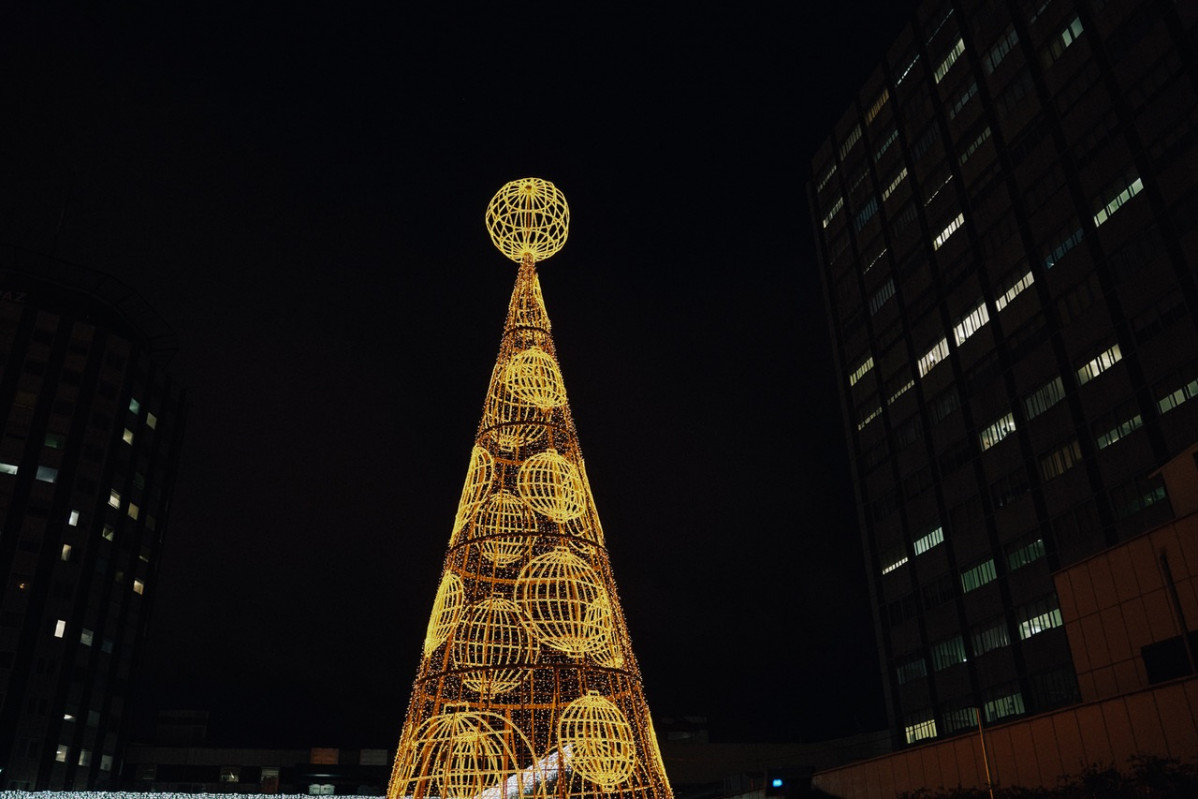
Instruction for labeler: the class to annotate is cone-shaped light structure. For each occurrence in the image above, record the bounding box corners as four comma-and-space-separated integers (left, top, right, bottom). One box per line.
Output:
388, 179, 673, 799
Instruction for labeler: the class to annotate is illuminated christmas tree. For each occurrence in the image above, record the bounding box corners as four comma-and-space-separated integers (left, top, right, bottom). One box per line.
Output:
388, 178, 674, 799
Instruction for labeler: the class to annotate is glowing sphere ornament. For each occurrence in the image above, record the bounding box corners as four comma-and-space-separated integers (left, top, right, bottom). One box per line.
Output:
424, 572, 464, 656
559, 692, 637, 788
505, 346, 567, 409
515, 547, 611, 655
486, 178, 570, 263
469, 490, 536, 566
518, 449, 587, 522
451, 446, 495, 543
452, 598, 539, 697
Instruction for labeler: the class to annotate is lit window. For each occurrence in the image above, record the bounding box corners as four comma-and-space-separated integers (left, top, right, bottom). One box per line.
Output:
924, 173, 953, 206
69, 510, 80, 526
1096, 413, 1143, 449
128, 502, 139, 520
849, 356, 875, 387
101, 754, 114, 772
122, 428, 134, 445
869, 279, 895, 315
61, 544, 72, 562
54, 619, 67, 638
1007, 537, 1046, 571
984, 691, 1026, 722
1076, 344, 1122, 385
64, 713, 77, 722
887, 379, 915, 405
35, 465, 58, 483
1093, 176, 1143, 228
44, 432, 66, 449
961, 559, 997, 593
1024, 377, 1065, 419
865, 89, 890, 124
959, 126, 991, 165
995, 270, 1035, 311
1044, 227, 1084, 268
0, 462, 19, 476
816, 163, 837, 192
983, 26, 1018, 73
895, 52, 920, 86
948, 83, 978, 119
838, 125, 862, 159
855, 197, 880, 232
857, 405, 883, 431
147, 412, 158, 429
979, 412, 1016, 450
821, 196, 844, 229
896, 656, 927, 685
1017, 596, 1063, 639
874, 127, 898, 161
101, 524, 115, 542
931, 636, 968, 670
129, 397, 141, 414
953, 300, 990, 345
904, 714, 937, 744
971, 619, 1011, 654
108, 490, 121, 509
133, 579, 145, 595
864, 247, 888, 274
1155, 377, 1198, 415
934, 38, 965, 83
933, 213, 965, 250
78, 749, 91, 767
1040, 439, 1082, 480
881, 553, 908, 576
80, 628, 94, 647
1043, 16, 1083, 66
913, 526, 944, 556
881, 167, 908, 201
56, 745, 69, 763
918, 338, 950, 378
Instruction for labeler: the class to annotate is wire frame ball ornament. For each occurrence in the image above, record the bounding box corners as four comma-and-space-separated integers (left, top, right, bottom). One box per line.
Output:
469, 490, 536, 566
483, 361, 550, 452
559, 692, 637, 789
424, 572, 465, 656
486, 178, 570, 263
451, 598, 540, 697
392, 708, 540, 799
450, 446, 495, 544
518, 449, 587, 522
505, 346, 567, 409
515, 547, 612, 655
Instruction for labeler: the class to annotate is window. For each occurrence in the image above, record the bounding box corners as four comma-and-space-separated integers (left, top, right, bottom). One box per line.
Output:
855, 198, 880, 232
69, 510, 80, 526
101, 524, 115, 542
934, 38, 965, 83
1093, 175, 1144, 228
35, 466, 57, 483
838, 125, 862, 159
1076, 343, 1122, 385
866, 89, 890, 124
128, 502, 140, 520
147, 412, 158, 429
865, 247, 888, 274
1006, 535, 1046, 570
953, 300, 990, 345
1155, 373, 1198, 415
895, 51, 920, 86
925, 173, 954, 206
991, 467, 1030, 508
821, 196, 845, 229
122, 428, 134, 445
133, 579, 145, 595
931, 636, 968, 670
904, 713, 937, 744
887, 375, 915, 405
44, 432, 65, 449
857, 405, 883, 431
880, 544, 909, 575
129, 397, 141, 414
1017, 594, 1063, 639
943, 706, 981, 734
108, 490, 121, 509
882, 167, 908, 201
101, 754, 114, 772
874, 127, 899, 161
221, 766, 242, 783
0, 462, 19, 476
961, 559, 997, 592
984, 690, 1026, 722
930, 388, 960, 423
1024, 377, 1065, 419
1095, 410, 1143, 449
869, 279, 896, 314
979, 412, 1016, 451
1039, 439, 1082, 480
56, 745, 69, 763
896, 655, 927, 685
971, 618, 1011, 654
80, 628, 94, 647
54, 620, 66, 638
959, 126, 992, 165
1110, 474, 1167, 519
61, 544, 72, 562
948, 83, 979, 119
816, 163, 837, 192
918, 338, 950, 378
1043, 226, 1084, 268
933, 213, 965, 250
982, 25, 1018, 73
913, 525, 944, 555
1043, 16, 1083, 67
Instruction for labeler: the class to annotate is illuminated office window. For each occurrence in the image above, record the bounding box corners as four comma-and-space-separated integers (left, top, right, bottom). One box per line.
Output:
960, 559, 997, 593
56, 745, 69, 763
147, 412, 158, 429
1040, 439, 1082, 480
933, 213, 965, 250
838, 125, 862, 159
857, 405, 883, 431
122, 428, 134, 445
129, 397, 141, 414
904, 713, 937, 744
1095, 411, 1143, 449
69, 510, 80, 526
35, 465, 58, 483
1076, 344, 1122, 385
1156, 377, 1198, 415
874, 127, 899, 161
108, 489, 121, 509
869, 279, 895, 315
133, 579, 145, 595
54, 619, 67, 638
849, 356, 875, 387
1017, 595, 1063, 639
913, 525, 944, 555
1043, 16, 1084, 66
865, 89, 890, 124
0, 462, 19, 476
995, 270, 1034, 311
984, 690, 1025, 722
821, 196, 845, 229
931, 636, 968, 670
959, 126, 991, 165
953, 300, 990, 345
982, 25, 1018, 73
1006, 537, 1046, 571
1093, 176, 1143, 228
61, 544, 72, 562
971, 618, 1011, 654
979, 412, 1015, 451
1024, 377, 1065, 419
882, 167, 908, 201
918, 338, 950, 377
934, 38, 965, 83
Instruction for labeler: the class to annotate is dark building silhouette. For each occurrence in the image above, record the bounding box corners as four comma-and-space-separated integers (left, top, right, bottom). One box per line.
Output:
0, 246, 186, 788
808, 0, 1198, 749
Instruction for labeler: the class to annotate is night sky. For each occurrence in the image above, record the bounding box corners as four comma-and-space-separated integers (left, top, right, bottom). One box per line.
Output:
2, 1, 916, 746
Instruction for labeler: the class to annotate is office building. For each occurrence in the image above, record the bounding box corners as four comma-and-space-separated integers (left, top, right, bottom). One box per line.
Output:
808, 0, 1198, 750
0, 246, 186, 788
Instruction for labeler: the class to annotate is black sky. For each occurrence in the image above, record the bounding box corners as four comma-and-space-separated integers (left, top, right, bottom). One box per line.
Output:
2, 0, 916, 746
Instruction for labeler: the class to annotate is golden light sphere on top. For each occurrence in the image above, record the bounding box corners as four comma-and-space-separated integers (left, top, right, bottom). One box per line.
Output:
486, 178, 569, 263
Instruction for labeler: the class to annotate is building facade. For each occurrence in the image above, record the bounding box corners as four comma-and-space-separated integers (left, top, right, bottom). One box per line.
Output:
0, 245, 186, 788
807, 0, 1198, 748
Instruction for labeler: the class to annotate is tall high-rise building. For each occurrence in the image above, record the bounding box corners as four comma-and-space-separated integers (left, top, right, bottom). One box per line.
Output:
0, 246, 186, 788
808, 0, 1198, 748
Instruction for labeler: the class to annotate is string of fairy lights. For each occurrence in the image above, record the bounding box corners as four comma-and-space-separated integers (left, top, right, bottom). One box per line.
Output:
387, 179, 672, 799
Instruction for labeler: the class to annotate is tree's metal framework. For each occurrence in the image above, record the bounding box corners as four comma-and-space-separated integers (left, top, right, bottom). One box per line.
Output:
389, 179, 673, 799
